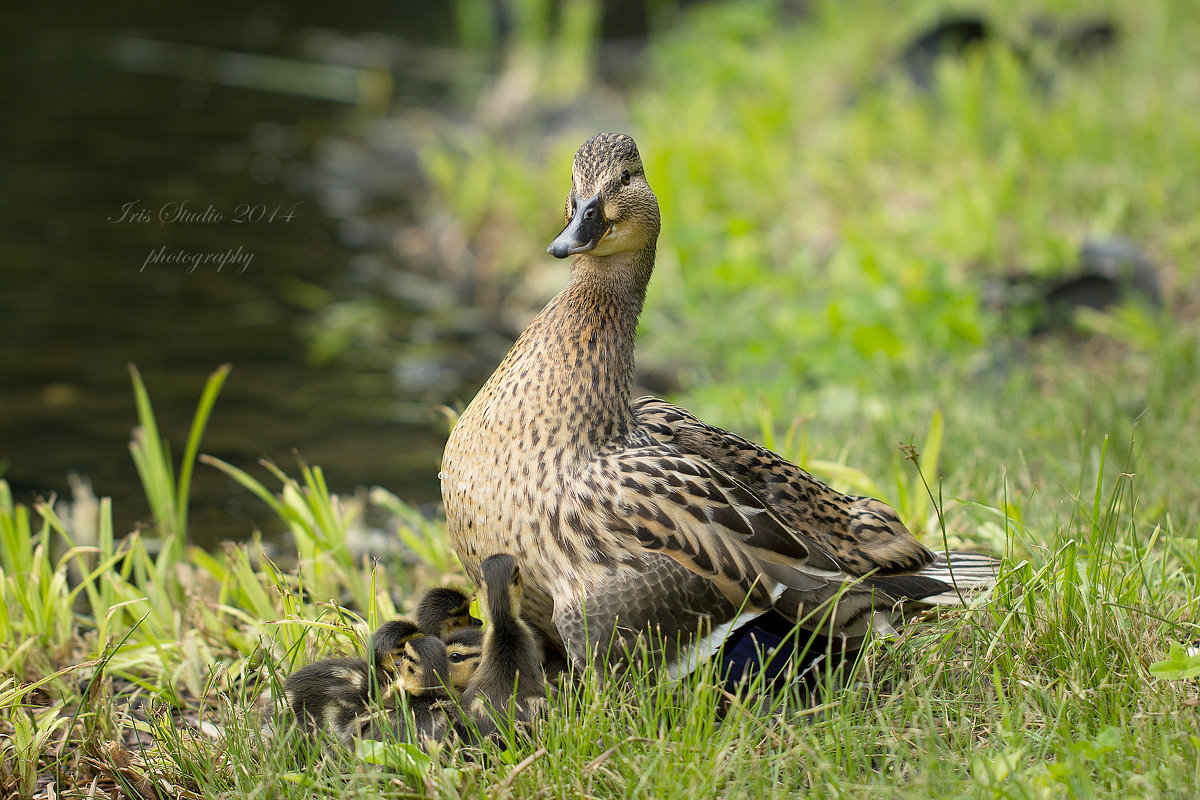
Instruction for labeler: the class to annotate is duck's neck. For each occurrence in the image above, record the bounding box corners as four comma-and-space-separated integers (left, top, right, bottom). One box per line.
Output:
559, 245, 655, 371
567, 245, 656, 315
495, 245, 655, 453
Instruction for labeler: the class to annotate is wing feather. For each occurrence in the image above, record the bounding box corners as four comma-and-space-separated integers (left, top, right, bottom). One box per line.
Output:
633, 396, 935, 575
592, 446, 845, 596
547, 411, 999, 671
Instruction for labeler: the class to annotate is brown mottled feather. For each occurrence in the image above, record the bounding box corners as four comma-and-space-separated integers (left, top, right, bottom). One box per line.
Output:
632, 397, 934, 574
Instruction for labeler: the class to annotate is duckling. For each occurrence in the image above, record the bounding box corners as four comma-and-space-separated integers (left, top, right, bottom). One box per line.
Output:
365, 631, 459, 745
283, 657, 375, 744
415, 586, 482, 639
440, 132, 1000, 678
284, 619, 422, 743
460, 554, 546, 738
370, 619, 427, 698
443, 626, 485, 691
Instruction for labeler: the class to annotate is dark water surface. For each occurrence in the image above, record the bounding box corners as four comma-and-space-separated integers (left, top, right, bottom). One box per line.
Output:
0, 3, 474, 548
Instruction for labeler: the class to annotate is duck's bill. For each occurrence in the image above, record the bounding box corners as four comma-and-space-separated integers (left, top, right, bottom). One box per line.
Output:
547, 194, 610, 258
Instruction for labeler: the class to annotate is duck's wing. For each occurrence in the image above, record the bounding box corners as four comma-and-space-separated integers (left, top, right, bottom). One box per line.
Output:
551, 444, 898, 669
632, 396, 935, 576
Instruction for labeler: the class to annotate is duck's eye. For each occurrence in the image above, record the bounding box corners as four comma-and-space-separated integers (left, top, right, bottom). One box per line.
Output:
621, 169, 631, 186
448, 652, 465, 663
583, 207, 596, 221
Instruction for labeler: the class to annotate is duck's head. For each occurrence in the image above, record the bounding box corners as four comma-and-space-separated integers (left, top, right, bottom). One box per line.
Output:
443, 626, 485, 690
479, 552, 524, 622
370, 619, 423, 677
415, 586, 482, 639
547, 133, 660, 260
396, 634, 453, 696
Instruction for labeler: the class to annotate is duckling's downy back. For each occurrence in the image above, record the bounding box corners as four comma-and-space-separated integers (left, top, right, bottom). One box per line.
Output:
461, 554, 546, 736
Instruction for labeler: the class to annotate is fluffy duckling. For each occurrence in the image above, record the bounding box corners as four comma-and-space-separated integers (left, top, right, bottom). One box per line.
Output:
443, 626, 485, 691
415, 586, 482, 639
365, 631, 459, 745
283, 657, 375, 744
461, 554, 546, 738
284, 619, 423, 743
376, 618, 434, 690
441, 132, 1000, 678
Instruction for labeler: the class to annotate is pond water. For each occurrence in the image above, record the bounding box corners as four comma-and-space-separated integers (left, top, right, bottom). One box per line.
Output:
0, 3, 492, 549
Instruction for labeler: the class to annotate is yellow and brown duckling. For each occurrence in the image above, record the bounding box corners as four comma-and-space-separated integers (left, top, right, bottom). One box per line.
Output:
441, 132, 999, 678
364, 629, 459, 746
460, 553, 546, 738
415, 586, 482, 639
371, 619, 429, 691
443, 626, 485, 691
284, 619, 423, 744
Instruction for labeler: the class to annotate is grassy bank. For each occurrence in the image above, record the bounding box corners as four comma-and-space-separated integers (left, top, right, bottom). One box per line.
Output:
5, 0, 1200, 796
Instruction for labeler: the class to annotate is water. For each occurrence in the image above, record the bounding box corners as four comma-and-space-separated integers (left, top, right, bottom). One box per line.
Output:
0, 3, 475, 549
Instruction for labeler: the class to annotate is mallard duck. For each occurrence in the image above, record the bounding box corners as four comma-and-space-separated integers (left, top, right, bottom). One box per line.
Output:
365, 631, 459, 745
440, 132, 998, 676
371, 619, 428, 685
460, 554, 546, 737
415, 586, 482, 639
283, 656, 375, 744
443, 626, 485, 690
284, 619, 423, 743
411, 585, 483, 692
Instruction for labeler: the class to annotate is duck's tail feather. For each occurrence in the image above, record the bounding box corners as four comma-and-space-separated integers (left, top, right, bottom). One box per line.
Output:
672, 551, 1002, 686
902, 551, 1003, 606
861, 571, 952, 602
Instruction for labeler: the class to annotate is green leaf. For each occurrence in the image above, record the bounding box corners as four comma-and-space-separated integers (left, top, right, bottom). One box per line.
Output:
1149, 642, 1200, 680
356, 738, 437, 783
175, 363, 231, 539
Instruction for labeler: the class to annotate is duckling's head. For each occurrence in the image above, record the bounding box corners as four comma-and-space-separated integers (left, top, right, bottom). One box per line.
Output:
397, 634, 453, 696
547, 133, 660, 261
415, 586, 482, 639
479, 552, 524, 622
443, 626, 485, 690
370, 619, 423, 677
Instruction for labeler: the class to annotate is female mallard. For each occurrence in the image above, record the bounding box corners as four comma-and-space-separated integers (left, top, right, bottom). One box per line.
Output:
440, 133, 997, 675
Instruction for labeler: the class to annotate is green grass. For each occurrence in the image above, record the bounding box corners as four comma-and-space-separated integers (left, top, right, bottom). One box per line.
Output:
4, 0, 1200, 796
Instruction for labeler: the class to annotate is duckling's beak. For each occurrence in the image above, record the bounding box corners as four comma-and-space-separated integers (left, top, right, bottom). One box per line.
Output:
547, 193, 609, 258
